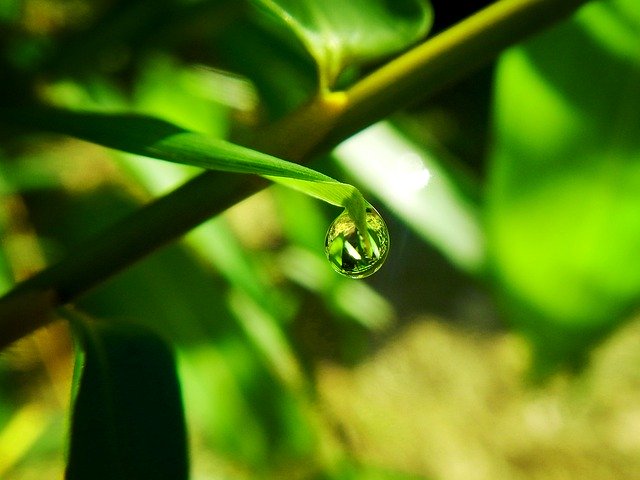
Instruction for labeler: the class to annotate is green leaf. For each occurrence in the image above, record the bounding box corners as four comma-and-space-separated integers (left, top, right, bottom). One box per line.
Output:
250, 0, 433, 89
64, 310, 188, 480
4, 108, 370, 239
486, 0, 640, 371
0, 174, 14, 295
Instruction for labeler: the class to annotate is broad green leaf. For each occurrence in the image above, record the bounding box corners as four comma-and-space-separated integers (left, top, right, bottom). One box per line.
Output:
250, 0, 433, 89
4, 108, 370, 239
486, 0, 640, 370
65, 310, 188, 480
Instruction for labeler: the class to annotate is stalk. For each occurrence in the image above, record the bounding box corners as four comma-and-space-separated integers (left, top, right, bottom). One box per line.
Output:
0, 0, 590, 349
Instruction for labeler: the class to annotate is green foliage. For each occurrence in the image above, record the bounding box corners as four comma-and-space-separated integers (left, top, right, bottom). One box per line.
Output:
8, 109, 334, 182
0, 199, 13, 294
64, 310, 188, 480
8, 108, 371, 232
487, 0, 640, 371
250, 0, 433, 89
3, 0, 637, 479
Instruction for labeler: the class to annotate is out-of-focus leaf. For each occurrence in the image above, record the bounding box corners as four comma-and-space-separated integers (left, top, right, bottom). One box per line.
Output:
0, 196, 13, 297
0, 260, 11, 304
0, 403, 52, 478
133, 55, 233, 138
249, 0, 433, 89
486, 0, 640, 370
330, 459, 429, 479
220, 23, 317, 117
65, 311, 188, 480
0, 0, 19, 23
228, 288, 303, 390
334, 121, 485, 274
177, 344, 271, 466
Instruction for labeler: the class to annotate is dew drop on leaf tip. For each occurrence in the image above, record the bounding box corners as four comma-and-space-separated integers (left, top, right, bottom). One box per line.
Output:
324, 206, 390, 279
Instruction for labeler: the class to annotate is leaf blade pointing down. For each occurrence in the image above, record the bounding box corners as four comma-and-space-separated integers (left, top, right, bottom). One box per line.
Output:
64, 310, 188, 480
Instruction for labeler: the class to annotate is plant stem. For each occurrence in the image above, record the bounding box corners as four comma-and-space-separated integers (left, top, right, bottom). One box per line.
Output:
325, 0, 590, 148
0, 0, 590, 349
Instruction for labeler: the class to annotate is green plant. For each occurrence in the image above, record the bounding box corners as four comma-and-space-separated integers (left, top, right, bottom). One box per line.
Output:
2, 0, 639, 478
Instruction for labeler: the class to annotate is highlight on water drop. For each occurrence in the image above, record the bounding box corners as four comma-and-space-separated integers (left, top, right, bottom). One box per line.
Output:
324, 205, 390, 279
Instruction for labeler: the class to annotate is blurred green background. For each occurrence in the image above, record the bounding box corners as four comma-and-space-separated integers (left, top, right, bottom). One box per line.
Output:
1, 0, 640, 478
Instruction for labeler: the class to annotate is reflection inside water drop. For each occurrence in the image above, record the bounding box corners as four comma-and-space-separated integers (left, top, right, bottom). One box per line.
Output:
324, 206, 390, 279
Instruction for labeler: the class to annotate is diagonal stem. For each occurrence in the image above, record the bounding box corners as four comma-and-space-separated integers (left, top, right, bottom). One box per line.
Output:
0, 0, 590, 349
327, 0, 590, 148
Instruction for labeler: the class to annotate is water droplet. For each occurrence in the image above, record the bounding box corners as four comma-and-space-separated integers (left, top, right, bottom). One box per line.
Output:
324, 206, 390, 278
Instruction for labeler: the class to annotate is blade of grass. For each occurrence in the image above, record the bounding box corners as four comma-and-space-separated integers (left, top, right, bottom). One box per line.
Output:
7, 107, 371, 233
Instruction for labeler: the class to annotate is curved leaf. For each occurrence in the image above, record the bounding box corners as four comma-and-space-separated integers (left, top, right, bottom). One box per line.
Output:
250, 0, 433, 89
5, 108, 370, 239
